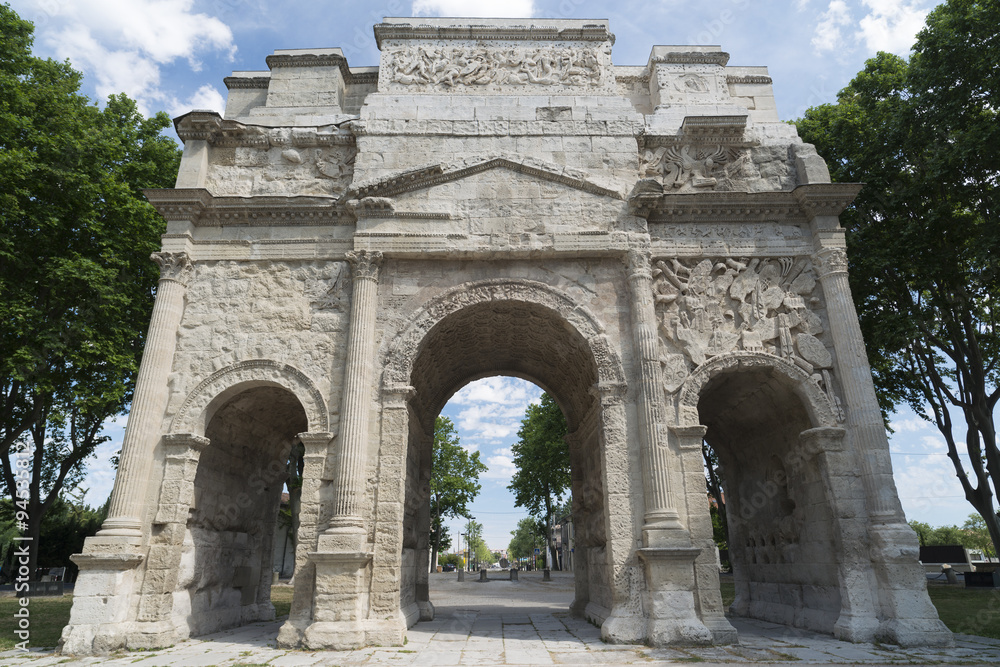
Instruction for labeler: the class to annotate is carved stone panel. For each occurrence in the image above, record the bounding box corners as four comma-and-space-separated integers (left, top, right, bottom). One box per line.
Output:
381, 44, 612, 92
652, 256, 833, 392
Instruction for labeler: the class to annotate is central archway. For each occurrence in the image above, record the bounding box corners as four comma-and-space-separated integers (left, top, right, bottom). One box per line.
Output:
380, 279, 633, 635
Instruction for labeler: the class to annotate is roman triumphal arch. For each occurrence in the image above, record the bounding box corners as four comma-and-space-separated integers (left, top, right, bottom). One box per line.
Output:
61, 17, 953, 655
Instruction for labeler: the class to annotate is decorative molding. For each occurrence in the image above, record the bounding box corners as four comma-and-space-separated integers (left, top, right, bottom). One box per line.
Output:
349, 155, 624, 201
174, 111, 356, 148
373, 22, 614, 48
223, 76, 270, 90
650, 51, 730, 67
726, 74, 772, 85
629, 185, 863, 224
144, 189, 350, 227
170, 358, 329, 434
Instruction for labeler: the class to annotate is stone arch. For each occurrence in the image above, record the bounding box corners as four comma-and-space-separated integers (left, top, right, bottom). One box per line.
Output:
677, 351, 838, 430
382, 278, 626, 397
170, 359, 329, 435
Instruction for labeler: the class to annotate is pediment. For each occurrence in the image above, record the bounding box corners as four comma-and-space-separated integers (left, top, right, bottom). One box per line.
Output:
348, 155, 626, 201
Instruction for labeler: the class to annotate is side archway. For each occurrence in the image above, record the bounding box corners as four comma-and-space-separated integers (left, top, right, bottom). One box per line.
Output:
677, 351, 839, 430
169, 359, 329, 436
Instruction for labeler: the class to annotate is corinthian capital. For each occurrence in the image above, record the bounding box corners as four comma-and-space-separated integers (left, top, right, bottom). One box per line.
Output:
346, 250, 383, 282
812, 247, 849, 279
151, 252, 193, 286
624, 248, 652, 281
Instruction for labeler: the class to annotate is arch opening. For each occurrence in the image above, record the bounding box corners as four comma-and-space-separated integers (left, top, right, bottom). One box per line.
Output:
396, 298, 615, 625
697, 365, 842, 634
177, 386, 307, 638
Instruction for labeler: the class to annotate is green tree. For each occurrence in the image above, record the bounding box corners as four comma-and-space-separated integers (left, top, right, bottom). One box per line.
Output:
508, 516, 545, 565
430, 416, 486, 569
508, 393, 570, 569
962, 513, 997, 558
795, 0, 1000, 557
0, 4, 182, 577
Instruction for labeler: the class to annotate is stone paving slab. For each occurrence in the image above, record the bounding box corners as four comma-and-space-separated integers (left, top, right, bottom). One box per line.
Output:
5, 572, 1000, 665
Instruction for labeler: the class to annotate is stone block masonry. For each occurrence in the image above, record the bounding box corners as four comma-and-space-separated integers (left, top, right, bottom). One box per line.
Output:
60, 16, 952, 655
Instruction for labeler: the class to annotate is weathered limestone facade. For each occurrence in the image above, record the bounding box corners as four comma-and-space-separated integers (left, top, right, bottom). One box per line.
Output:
62, 18, 952, 654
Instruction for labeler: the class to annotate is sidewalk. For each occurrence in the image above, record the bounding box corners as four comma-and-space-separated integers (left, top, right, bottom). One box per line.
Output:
3, 571, 998, 665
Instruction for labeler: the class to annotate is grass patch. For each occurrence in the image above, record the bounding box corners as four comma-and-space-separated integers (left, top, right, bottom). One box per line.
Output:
271, 584, 294, 618
720, 578, 1000, 641
0, 595, 73, 650
925, 581, 1000, 640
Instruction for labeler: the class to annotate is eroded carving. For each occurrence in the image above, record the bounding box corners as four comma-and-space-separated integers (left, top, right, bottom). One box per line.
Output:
641, 145, 749, 191
385, 45, 607, 89
653, 257, 831, 391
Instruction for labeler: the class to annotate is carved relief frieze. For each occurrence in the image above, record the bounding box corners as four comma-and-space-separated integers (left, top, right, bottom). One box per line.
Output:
383, 45, 610, 90
641, 144, 748, 191
205, 125, 356, 198
652, 256, 835, 393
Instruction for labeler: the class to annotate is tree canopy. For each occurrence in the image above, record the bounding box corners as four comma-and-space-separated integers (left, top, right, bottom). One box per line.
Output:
795, 0, 1000, 557
0, 4, 181, 576
508, 392, 570, 568
429, 416, 486, 567
507, 516, 545, 562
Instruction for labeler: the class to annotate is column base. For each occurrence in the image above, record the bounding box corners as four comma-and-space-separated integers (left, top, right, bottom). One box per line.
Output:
833, 613, 879, 644
600, 610, 646, 644
877, 619, 955, 648
702, 616, 739, 645
302, 549, 373, 650
638, 547, 713, 647
868, 522, 954, 647
303, 621, 366, 650
59, 553, 145, 655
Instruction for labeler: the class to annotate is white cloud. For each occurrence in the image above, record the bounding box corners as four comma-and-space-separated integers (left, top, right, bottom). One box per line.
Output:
483, 452, 517, 480
23, 0, 235, 115
411, 0, 536, 18
889, 416, 930, 433
812, 0, 853, 52
169, 84, 227, 117
856, 0, 930, 55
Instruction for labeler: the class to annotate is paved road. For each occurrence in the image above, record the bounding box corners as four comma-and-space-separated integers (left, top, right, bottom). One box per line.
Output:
3, 571, 999, 665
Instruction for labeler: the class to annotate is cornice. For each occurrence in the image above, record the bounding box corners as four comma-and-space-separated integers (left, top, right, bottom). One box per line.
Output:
639, 115, 752, 148
373, 22, 614, 48
650, 51, 730, 67
144, 189, 350, 227
173, 111, 356, 148
223, 76, 270, 90
726, 74, 773, 85
349, 155, 625, 201
632, 184, 862, 223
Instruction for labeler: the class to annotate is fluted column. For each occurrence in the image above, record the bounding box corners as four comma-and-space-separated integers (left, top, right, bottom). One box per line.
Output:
326, 250, 383, 541
624, 249, 684, 543
99, 252, 193, 539
812, 247, 899, 520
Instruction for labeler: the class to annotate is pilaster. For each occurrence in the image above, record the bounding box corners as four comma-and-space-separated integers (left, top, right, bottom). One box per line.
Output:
672, 425, 737, 645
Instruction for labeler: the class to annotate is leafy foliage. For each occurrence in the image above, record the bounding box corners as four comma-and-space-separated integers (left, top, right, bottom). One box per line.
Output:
909, 514, 997, 557
507, 516, 545, 561
0, 4, 181, 575
429, 416, 486, 566
795, 0, 1000, 557
508, 393, 570, 568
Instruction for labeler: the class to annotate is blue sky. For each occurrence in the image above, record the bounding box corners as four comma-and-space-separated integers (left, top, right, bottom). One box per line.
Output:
7, 0, 979, 549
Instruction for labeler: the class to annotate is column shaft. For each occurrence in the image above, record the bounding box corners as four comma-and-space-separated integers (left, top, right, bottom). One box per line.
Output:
813, 248, 898, 519
100, 252, 193, 538
625, 250, 682, 535
329, 250, 383, 531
